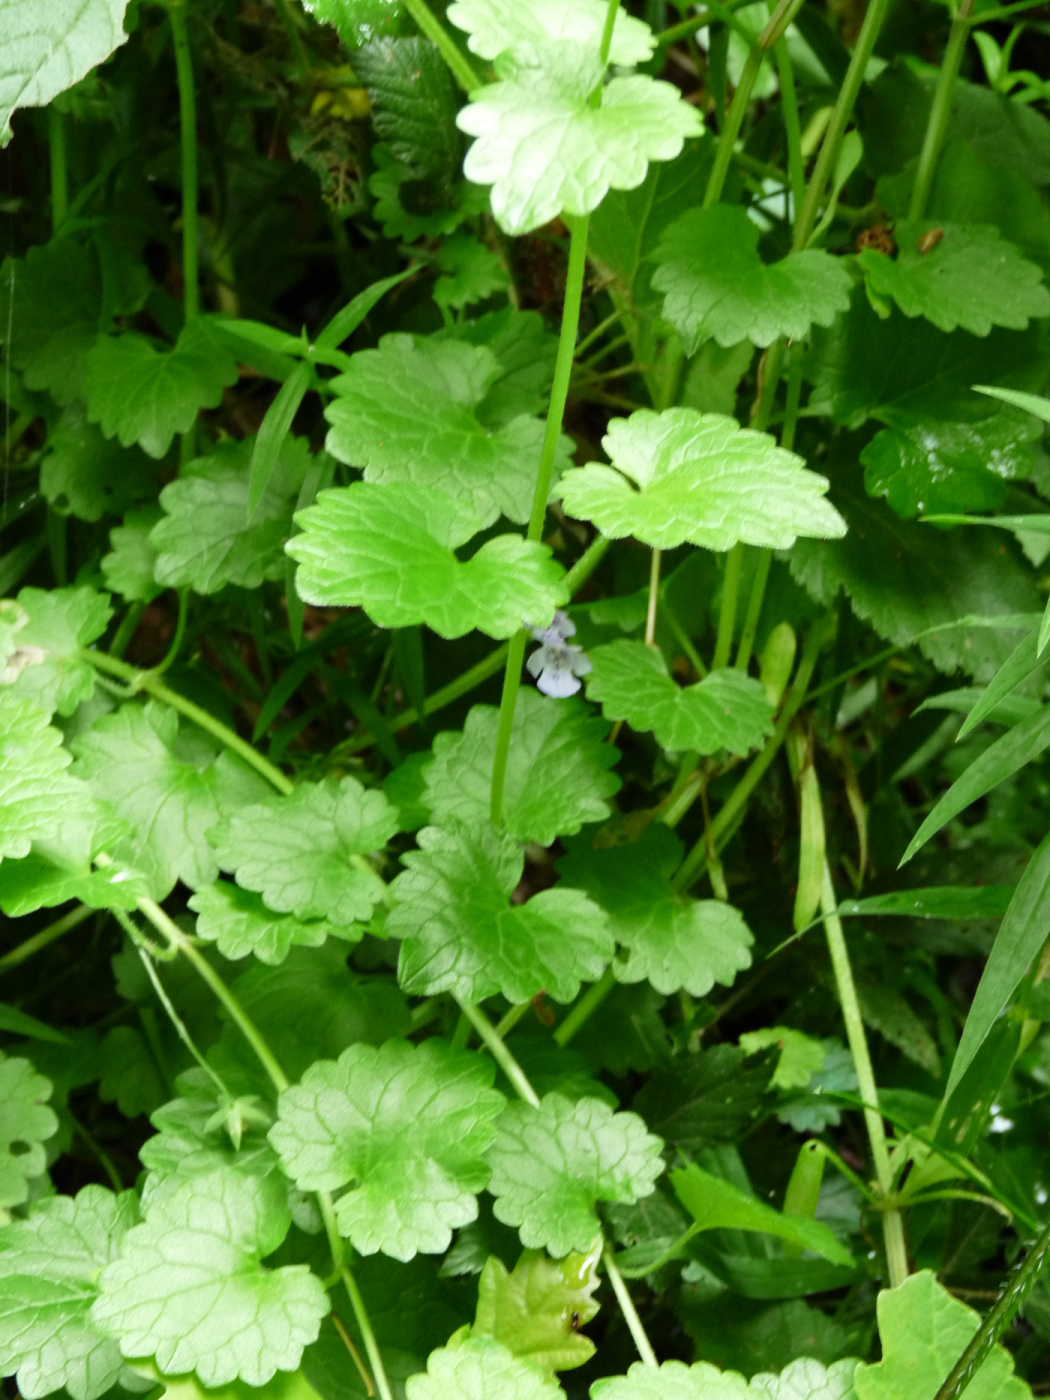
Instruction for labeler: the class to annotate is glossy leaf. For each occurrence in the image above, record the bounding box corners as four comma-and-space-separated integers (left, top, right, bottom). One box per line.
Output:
447, 0, 654, 64
188, 882, 358, 965
472, 1246, 600, 1373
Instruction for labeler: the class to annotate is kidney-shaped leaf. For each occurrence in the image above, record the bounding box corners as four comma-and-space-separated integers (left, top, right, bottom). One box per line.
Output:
2, 586, 112, 719
447, 0, 654, 65
188, 882, 357, 966
406, 1338, 563, 1400
592, 1357, 860, 1400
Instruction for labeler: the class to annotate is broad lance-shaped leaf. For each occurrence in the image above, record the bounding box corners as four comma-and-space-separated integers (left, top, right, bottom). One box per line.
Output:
407, 1338, 562, 1400
0, 1185, 139, 1400
471, 1246, 600, 1373
0, 586, 112, 718
325, 336, 571, 529
269, 1038, 505, 1260
0, 0, 130, 141
559, 409, 846, 552
91, 1168, 329, 1388
592, 1357, 861, 1400
288, 483, 568, 640
858, 220, 1050, 336
652, 205, 853, 352
423, 690, 621, 847
0, 689, 85, 863
0, 1053, 58, 1209
853, 1270, 1030, 1400
189, 882, 358, 965
389, 823, 613, 1005
557, 827, 754, 997
447, 0, 655, 64
585, 643, 774, 755
208, 776, 399, 928
459, 44, 702, 236
485, 1093, 664, 1256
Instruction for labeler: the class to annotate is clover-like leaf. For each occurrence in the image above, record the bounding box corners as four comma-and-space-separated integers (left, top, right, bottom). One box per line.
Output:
84, 321, 239, 459
42, 405, 160, 523
559, 409, 846, 551
458, 45, 703, 236
592, 1357, 861, 1400
447, 0, 654, 65
0, 690, 85, 862
288, 483, 567, 639
270, 1038, 505, 1260
423, 690, 620, 846
406, 1338, 563, 1400
853, 1270, 1029, 1400
486, 1093, 663, 1256
585, 643, 774, 754
91, 1169, 328, 1387
390, 823, 612, 1005
858, 221, 1050, 336
0, 1053, 58, 1209
0, 1185, 139, 1400
101, 508, 163, 603
208, 776, 399, 928
324, 335, 569, 527
472, 1245, 600, 1373
189, 882, 358, 965
151, 437, 311, 595
652, 205, 854, 352
0, 235, 100, 402
1, 586, 112, 718
557, 827, 753, 997
70, 702, 272, 898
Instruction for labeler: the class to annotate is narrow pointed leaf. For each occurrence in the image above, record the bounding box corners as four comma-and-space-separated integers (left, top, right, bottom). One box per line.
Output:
248, 363, 312, 520
974, 384, 1050, 423
959, 627, 1046, 737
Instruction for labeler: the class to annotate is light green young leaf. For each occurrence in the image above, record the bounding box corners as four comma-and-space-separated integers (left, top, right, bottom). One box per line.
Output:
406, 1338, 563, 1400
288, 483, 567, 639
434, 235, 511, 311
42, 405, 159, 523
557, 826, 754, 997
592, 1357, 860, 1400
208, 776, 399, 928
101, 508, 163, 603
0, 237, 100, 401
324, 336, 569, 527
139, 1069, 276, 1188
974, 384, 1050, 423
558, 409, 846, 551
853, 1270, 1029, 1400
270, 1039, 505, 1260
2, 586, 112, 717
0, 1053, 58, 1209
140, 1363, 324, 1400
471, 1246, 600, 1373
0, 0, 129, 141
189, 882, 358, 965
584, 643, 774, 755
0, 797, 146, 916
0, 1185, 139, 1400
458, 45, 703, 236
423, 690, 621, 846
447, 0, 654, 64
70, 701, 272, 898
91, 1169, 329, 1387
858, 221, 1050, 336
390, 823, 613, 1005
84, 321, 239, 459
0, 689, 85, 862
652, 206, 853, 352
738, 1027, 827, 1092
301, 0, 406, 47
152, 437, 311, 595
486, 1094, 663, 1256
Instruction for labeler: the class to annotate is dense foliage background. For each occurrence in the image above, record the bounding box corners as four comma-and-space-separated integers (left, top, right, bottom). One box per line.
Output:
5, 0, 1050, 1397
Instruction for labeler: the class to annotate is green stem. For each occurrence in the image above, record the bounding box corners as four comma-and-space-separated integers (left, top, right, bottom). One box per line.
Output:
599, 0, 621, 65
0, 903, 93, 973
457, 999, 540, 1107
153, 590, 189, 676
779, 345, 804, 452
554, 966, 616, 1047
135, 944, 229, 1096
109, 603, 143, 659
169, 2, 199, 321
908, 0, 974, 220
712, 543, 743, 670
49, 108, 68, 232
340, 1264, 394, 1400
489, 630, 528, 828
80, 650, 294, 795
645, 549, 661, 647
934, 1218, 1050, 1400
734, 550, 771, 672
402, 0, 481, 92
775, 37, 805, 224
494, 1002, 531, 1039
705, 47, 763, 207
819, 861, 908, 1288
602, 1243, 659, 1367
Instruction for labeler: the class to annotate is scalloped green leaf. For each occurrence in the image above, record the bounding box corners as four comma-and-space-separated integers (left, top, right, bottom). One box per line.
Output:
406, 1338, 562, 1400
0, 689, 85, 863
0, 1053, 58, 1209
591, 1357, 860, 1400
188, 882, 358, 965
101, 508, 163, 603
139, 1070, 276, 1189
41, 405, 160, 524
0, 241, 100, 402
434, 235, 511, 311
1, 586, 112, 718
301, 0, 406, 46
558, 409, 846, 551
288, 483, 567, 639
389, 823, 613, 1005
471, 1246, 600, 1373
447, 0, 654, 65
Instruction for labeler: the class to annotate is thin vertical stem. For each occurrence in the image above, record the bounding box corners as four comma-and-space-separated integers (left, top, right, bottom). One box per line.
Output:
908, 0, 974, 220
599, 0, 622, 65
340, 1266, 394, 1400
489, 629, 527, 827
169, 2, 199, 321
705, 47, 763, 207
554, 966, 616, 1046
645, 549, 661, 647
603, 1243, 659, 1367
712, 543, 743, 670
457, 998, 541, 1107
734, 550, 771, 672
135, 945, 230, 1097
775, 37, 805, 223
49, 108, 68, 232
402, 0, 481, 91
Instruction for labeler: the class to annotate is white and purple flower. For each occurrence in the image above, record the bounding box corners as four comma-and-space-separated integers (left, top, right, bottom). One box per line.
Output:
526, 610, 592, 698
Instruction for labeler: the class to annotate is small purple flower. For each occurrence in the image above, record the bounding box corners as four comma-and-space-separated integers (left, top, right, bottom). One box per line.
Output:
526, 610, 592, 698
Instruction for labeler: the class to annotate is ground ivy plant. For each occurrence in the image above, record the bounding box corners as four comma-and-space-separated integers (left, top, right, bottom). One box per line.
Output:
4, 0, 1050, 1398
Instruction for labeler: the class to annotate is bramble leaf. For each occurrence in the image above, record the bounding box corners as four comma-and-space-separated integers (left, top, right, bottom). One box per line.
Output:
0, 690, 85, 862
84, 322, 239, 459
0, 0, 129, 140
101, 509, 163, 603
458, 46, 702, 236
91, 1169, 329, 1387
0, 1185, 138, 1400
406, 1338, 562, 1400
353, 36, 458, 182
189, 882, 358, 965
0, 1053, 58, 1209
423, 690, 621, 846
270, 1038, 505, 1259
591, 1357, 861, 1400
447, 0, 654, 65
485, 1093, 664, 1256
584, 643, 774, 754
858, 221, 1050, 336
471, 1246, 600, 1373
1, 586, 112, 718
42, 406, 159, 523
558, 409, 846, 551
557, 827, 754, 997
208, 776, 399, 928
652, 206, 853, 352
0, 237, 100, 402
324, 336, 570, 527
389, 823, 613, 1004
288, 483, 567, 639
